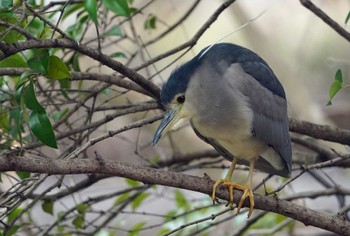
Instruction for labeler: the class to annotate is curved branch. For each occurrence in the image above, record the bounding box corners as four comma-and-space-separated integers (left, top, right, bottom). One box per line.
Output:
300, 0, 350, 43
0, 21, 38, 40
144, 0, 201, 46
0, 68, 152, 97
0, 155, 349, 235
133, 0, 236, 71
70, 72, 152, 97
0, 39, 160, 98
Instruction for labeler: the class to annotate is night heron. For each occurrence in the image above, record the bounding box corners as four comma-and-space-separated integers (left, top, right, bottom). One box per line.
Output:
152, 43, 292, 218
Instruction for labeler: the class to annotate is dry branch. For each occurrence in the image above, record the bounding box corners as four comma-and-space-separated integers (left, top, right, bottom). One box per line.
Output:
0, 154, 349, 235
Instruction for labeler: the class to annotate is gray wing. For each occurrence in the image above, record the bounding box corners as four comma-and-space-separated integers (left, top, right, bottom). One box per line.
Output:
238, 61, 292, 177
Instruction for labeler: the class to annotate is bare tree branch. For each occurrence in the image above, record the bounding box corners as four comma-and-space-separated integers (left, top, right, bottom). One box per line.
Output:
289, 118, 350, 145
0, 1, 349, 234
300, 0, 350, 43
0, 39, 160, 98
0, 154, 349, 235
134, 0, 237, 71
0, 21, 38, 40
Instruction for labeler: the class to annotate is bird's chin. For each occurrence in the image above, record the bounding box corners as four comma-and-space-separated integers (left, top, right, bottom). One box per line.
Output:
170, 116, 190, 131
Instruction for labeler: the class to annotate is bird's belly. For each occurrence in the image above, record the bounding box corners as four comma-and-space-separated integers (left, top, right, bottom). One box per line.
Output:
217, 137, 267, 160
193, 119, 267, 160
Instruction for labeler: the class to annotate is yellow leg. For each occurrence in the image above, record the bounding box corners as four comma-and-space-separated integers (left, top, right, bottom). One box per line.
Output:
223, 158, 256, 218
211, 158, 238, 203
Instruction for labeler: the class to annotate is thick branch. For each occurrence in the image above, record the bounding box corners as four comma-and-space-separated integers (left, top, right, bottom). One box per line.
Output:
0, 68, 152, 97
289, 118, 350, 145
0, 155, 348, 235
70, 72, 151, 97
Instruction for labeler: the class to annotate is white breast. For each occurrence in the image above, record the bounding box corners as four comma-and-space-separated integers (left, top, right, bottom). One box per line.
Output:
185, 62, 269, 161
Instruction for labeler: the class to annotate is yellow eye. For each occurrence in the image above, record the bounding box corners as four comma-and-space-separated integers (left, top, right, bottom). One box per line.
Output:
176, 95, 185, 104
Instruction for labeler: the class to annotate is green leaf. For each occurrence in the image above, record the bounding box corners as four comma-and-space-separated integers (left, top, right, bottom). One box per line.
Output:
29, 110, 58, 148
128, 221, 146, 236
84, 0, 98, 24
16, 71, 33, 90
175, 189, 190, 210
335, 68, 343, 83
149, 156, 160, 165
104, 25, 123, 37
52, 108, 69, 121
66, 17, 86, 40
9, 108, 24, 140
47, 55, 72, 80
42, 200, 54, 215
27, 18, 45, 37
164, 210, 177, 221
110, 52, 127, 58
15, 83, 25, 104
57, 211, 65, 222
0, 54, 27, 68
7, 208, 23, 223
27, 49, 49, 74
5, 225, 20, 236
0, 9, 16, 23
0, 0, 13, 8
327, 69, 343, 105
114, 192, 130, 205
131, 193, 149, 211
56, 225, 65, 233
102, 0, 131, 17
0, 10, 19, 42
125, 178, 139, 187
76, 203, 89, 214
101, 88, 110, 95
158, 228, 170, 236
72, 215, 84, 229
71, 53, 81, 72
0, 110, 10, 130
59, 79, 71, 91
24, 81, 45, 111
62, 3, 84, 21
0, 10, 20, 43
26, 0, 36, 6
144, 14, 157, 30
345, 11, 350, 24
16, 171, 30, 180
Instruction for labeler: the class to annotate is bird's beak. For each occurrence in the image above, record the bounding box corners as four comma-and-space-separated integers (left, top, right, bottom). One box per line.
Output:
152, 105, 184, 145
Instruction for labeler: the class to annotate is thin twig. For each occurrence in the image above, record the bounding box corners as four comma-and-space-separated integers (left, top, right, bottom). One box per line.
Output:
300, 0, 350, 43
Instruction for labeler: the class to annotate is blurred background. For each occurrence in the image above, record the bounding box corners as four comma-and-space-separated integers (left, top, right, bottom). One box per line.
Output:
82, 1, 350, 235
1, 0, 349, 235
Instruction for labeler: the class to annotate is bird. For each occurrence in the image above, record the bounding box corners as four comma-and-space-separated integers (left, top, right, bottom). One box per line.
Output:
152, 42, 292, 218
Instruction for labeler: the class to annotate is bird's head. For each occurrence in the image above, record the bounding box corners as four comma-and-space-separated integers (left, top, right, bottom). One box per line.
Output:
152, 43, 240, 146
152, 54, 204, 145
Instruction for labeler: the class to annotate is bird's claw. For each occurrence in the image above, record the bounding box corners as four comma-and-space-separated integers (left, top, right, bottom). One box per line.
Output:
211, 197, 220, 204
223, 182, 255, 218
211, 178, 255, 218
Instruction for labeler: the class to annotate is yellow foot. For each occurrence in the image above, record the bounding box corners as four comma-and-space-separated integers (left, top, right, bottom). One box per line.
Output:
211, 179, 255, 218
223, 182, 255, 218
211, 178, 226, 204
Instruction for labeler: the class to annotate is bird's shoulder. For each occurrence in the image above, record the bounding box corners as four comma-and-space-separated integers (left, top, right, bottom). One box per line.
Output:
200, 43, 286, 99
